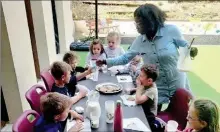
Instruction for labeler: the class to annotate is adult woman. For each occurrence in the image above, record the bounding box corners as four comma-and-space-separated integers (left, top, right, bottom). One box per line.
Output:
97, 4, 197, 110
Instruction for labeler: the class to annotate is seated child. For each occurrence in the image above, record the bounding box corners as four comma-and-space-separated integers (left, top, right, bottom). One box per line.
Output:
51, 61, 91, 105
85, 39, 107, 67
104, 31, 125, 58
63, 51, 87, 81
176, 99, 219, 132
117, 55, 143, 84
34, 92, 83, 132
135, 64, 159, 131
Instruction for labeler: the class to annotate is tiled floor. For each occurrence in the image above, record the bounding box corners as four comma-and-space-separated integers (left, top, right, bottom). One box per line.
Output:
1, 124, 13, 132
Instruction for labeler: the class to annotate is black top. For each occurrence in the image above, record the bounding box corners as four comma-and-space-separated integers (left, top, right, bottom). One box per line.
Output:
51, 75, 77, 97
71, 66, 86, 81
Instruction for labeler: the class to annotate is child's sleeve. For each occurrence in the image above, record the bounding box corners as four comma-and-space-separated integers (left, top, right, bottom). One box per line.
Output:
69, 75, 77, 86
144, 89, 155, 101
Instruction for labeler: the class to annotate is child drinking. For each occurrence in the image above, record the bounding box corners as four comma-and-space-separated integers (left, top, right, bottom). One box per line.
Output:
85, 39, 107, 67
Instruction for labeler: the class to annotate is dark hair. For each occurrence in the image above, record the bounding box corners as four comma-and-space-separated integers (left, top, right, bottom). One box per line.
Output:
89, 39, 105, 55
63, 51, 78, 64
134, 4, 167, 40
51, 61, 71, 80
141, 64, 159, 82
194, 99, 219, 132
40, 92, 71, 122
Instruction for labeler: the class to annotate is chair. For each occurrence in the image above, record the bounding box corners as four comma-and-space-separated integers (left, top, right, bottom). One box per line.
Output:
40, 70, 55, 92
25, 84, 47, 114
157, 88, 194, 130
12, 110, 40, 132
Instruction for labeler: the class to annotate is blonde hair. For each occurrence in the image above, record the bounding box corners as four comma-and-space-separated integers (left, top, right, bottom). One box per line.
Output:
51, 61, 72, 80
40, 92, 71, 121
107, 31, 121, 44
194, 99, 219, 132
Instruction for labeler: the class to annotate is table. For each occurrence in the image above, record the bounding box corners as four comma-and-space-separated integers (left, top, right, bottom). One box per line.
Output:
68, 72, 150, 132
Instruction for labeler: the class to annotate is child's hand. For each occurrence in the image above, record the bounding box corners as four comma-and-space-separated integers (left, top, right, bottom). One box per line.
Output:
136, 77, 141, 87
79, 88, 88, 98
86, 67, 93, 74
69, 110, 84, 121
75, 114, 84, 121
68, 120, 83, 132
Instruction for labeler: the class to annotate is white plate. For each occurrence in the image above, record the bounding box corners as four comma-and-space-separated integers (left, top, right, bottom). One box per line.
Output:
95, 83, 123, 94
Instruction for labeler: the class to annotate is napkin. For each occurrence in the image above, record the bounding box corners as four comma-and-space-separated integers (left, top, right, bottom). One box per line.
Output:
123, 118, 151, 132
120, 95, 136, 107
108, 66, 124, 72
66, 118, 91, 132
117, 75, 133, 83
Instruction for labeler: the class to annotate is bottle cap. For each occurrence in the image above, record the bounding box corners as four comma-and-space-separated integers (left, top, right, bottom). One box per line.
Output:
116, 100, 122, 106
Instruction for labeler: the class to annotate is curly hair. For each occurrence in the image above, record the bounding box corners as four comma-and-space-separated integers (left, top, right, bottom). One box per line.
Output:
141, 64, 159, 82
89, 39, 105, 55
194, 99, 219, 132
134, 4, 167, 40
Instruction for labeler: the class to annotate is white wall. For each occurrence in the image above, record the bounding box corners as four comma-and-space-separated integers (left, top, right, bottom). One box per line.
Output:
55, 1, 74, 53
1, 1, 37, 123
31, 1, 56, 71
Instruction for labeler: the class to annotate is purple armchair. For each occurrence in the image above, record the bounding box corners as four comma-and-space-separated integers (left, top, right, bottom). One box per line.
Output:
12, 110, 40, 132
40, 70, 54, 92
25, 84, 47, 114
157, 88, 193, 130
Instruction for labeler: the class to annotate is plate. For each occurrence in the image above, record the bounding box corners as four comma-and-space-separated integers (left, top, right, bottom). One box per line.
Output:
95, 83, 123, 94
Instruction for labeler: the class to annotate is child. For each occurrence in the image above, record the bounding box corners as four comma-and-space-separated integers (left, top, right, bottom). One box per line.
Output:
63, 51, 87, 81
135, 64, 159, 131
117, 55, 143, 84
104, 31, 125, 58
34, 92, 83, 132
51, 61, 91, 105
85, 39, 107, 67
180, 99, 219, 132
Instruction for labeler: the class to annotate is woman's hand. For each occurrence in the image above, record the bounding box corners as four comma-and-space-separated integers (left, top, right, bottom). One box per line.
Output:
68, 120, 83, 132
131, 65, 137, 72
96, 60, 106, 67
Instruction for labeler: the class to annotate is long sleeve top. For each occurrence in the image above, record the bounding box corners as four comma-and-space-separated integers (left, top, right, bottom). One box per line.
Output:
106, 24, 190, 104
